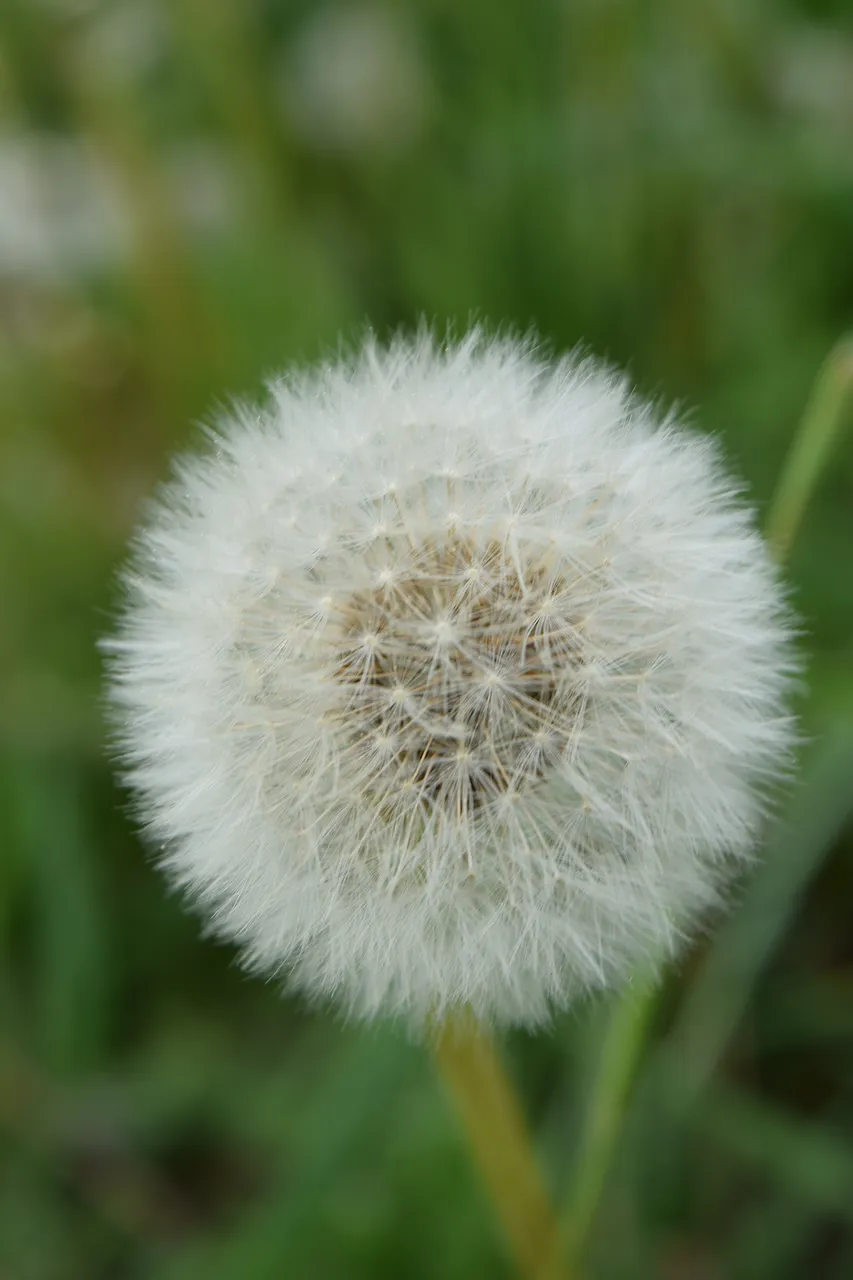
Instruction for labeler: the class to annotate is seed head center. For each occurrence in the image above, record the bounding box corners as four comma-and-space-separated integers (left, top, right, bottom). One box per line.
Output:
328, 536, 583, 822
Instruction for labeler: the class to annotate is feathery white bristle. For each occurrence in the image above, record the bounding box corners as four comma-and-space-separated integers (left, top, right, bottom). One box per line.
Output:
104, 330, 798, 1027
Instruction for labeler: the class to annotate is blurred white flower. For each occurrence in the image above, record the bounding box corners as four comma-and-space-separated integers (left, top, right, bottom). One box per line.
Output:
163, 142, 238, 237
79, 0, 170, 82
0, 134, 128, 280
771, 25, 853, 142
279, 5, 430, 153
105, 331, 797, 1026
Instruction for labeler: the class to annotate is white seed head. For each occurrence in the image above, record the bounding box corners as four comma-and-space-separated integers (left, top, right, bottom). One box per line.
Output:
104, 330, 798, 1027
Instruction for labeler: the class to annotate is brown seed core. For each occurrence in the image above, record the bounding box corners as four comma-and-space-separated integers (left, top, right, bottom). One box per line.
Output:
327, 536, 584, 821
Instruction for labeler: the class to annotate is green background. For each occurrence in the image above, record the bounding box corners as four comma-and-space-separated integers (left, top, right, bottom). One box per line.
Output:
1, 2, 852, 1277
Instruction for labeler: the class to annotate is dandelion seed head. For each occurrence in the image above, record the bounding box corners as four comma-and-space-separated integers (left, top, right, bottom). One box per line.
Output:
105, 330, 798, 1026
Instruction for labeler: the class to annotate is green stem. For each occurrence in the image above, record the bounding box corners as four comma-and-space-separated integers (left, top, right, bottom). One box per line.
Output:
561, 982, 659, 1268
432, 1014, 568, 1280
765, 336, 853, 561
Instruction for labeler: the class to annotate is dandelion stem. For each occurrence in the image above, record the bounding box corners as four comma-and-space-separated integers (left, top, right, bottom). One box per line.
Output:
432, 1014, 567, 1280
766, 335, 853, 561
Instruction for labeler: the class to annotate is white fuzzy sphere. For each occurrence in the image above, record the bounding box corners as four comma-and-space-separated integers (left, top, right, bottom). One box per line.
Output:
106, 331, 797, 1027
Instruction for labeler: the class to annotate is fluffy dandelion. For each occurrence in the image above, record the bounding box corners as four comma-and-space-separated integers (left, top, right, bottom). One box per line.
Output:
105, 330, 797, 1027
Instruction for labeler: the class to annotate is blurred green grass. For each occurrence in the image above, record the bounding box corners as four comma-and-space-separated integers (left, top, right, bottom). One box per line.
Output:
1, 1, 852, 1277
